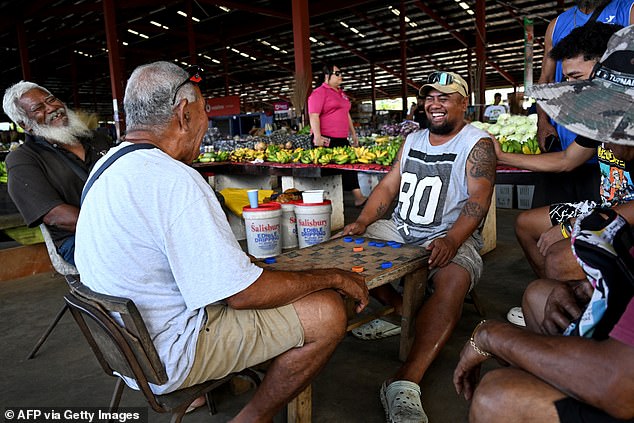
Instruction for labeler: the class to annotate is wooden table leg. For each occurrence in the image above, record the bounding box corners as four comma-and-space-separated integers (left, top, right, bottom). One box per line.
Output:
399, 266, 428, 362
286, 384, 312, 423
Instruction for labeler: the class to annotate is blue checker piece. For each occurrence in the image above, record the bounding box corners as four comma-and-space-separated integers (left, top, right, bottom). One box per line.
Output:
264, 257, 277, 264
381, 261, 393, 269
390, 243, 402, 248
343, 236, 354, 242
374, 242, 386, 248
355, 238, 365, 244
368, 241, 376, 246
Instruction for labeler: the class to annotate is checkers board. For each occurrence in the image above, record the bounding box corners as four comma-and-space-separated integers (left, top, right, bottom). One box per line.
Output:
256, 236, 428, 290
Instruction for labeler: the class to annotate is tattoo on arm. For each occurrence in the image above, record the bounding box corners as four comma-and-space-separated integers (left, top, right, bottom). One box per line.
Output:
376, 202, 388, 219
468, 138, 496, 184
461, 201, 486, 221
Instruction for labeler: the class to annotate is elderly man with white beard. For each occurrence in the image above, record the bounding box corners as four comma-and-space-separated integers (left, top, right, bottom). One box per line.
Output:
3, 81, 112, 265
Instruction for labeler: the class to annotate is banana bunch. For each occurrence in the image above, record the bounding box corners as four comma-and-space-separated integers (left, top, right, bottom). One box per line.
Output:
267, 149, 294, 163
300, 148, 322, 164
498, 136, 541, 155
353, 146, 377, 164
229, 148, 264, 162
318, 153, 333, 165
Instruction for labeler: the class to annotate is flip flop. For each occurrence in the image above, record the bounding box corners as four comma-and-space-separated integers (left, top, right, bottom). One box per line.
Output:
351, 319, 401, 340
185, 395, 206, 414
380, 380, 428, 423
507, 306, 526, 327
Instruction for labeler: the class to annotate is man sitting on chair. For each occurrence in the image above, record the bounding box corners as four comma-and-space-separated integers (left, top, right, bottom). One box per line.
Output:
75, 61, 369, 422
2, 82, 112, 265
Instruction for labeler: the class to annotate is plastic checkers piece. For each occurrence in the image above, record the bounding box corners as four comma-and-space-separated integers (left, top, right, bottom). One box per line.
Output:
351, 266, 364, 273
264, 257, 277, 264
387, 241, 398, 246
390, 243, 402, 248
368, 241, 377, 247
354, 238, 365, 244
381, 261, 393, 269
374, 242, 386, 248
353, 246, 364, 252
343, 236, 354, 243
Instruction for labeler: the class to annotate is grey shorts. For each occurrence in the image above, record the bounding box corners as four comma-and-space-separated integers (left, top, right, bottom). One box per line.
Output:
364, 219, 483, 290
180, 303, 304, 388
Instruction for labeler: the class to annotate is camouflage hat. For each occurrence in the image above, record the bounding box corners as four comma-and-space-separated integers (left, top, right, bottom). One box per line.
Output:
419, 71, 469, 98
528, 25, 634, 145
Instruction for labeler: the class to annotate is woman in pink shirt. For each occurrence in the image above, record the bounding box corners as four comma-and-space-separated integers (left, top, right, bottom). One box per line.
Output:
308, 64, 366, 207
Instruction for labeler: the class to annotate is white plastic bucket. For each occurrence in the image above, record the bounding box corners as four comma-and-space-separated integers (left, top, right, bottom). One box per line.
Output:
243, 203, 282, 258
294, 200, 332, 248
280, 202, 298, 249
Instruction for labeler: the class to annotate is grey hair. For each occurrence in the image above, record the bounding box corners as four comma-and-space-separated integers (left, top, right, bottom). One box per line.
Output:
124, 61, 197, 133
3, 81, 51, 126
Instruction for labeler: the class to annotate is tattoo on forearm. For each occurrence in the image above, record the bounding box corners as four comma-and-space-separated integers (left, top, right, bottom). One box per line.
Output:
468, 138, 496, 184
376, 203, 388, 219
461, 201, 486, 221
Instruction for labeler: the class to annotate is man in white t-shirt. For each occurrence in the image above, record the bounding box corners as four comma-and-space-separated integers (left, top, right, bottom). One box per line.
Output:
483, 93, 508, 123
75, 61, 369, 422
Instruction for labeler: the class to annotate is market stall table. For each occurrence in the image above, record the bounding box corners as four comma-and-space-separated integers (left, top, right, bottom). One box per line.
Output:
256, 236, 429, 362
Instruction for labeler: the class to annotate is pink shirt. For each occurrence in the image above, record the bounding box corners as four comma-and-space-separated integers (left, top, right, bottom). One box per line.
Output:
308, 83, 351, 138
610, 297, 634, 347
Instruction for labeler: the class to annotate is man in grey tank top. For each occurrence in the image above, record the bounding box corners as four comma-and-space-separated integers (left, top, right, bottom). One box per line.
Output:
343, 71, 496, 423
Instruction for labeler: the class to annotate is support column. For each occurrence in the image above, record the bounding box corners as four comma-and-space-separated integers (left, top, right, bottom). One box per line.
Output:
186, 0, 197, 65
292, 0, 312, 124
399, 0, 408, 114
370, 64, 376, 124
475, 0, 486, 121
103, 0, 125, 138
16, 20, 31, 81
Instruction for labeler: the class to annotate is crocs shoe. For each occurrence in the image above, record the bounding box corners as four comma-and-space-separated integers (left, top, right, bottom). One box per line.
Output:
351, 319, 401, 340
380, 380, 428, 423
507, 306, 526, 327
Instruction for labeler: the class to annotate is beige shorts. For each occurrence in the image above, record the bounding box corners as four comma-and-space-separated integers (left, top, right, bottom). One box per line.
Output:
180, 303, 304, 388
365, 219, 483, 290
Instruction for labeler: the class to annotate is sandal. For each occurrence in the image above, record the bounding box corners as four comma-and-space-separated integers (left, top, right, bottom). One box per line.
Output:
507, 306, 526, 327
380, 380, 428, 423
351, 319, 401, 340
185, 395, 206, 414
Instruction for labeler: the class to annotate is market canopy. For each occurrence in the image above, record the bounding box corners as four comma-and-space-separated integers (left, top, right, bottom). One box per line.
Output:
0, 0, 564, 120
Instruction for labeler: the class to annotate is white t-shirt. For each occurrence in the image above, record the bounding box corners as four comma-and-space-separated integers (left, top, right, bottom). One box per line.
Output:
483, 104, 508, 122
75, 142, 262, 394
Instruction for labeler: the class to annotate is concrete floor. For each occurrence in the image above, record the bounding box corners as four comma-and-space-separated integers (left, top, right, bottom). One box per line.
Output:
0, 202, 534, 423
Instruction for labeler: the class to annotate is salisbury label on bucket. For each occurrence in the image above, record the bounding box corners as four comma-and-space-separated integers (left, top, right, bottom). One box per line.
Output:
294, 200, 332, 248
243, 203, 282, 258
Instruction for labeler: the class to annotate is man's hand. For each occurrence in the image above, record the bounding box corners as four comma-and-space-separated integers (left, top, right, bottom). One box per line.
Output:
541, 280, 593, 335
426, 237, 457, 269
332, 269, 369, 313
537, 224, 566, 256
342, 221, 367, 236
453, 337, 490, 401
537, 118, 558, 152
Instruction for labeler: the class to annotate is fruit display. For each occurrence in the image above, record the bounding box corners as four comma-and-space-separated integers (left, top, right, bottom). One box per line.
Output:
471, 113, 540, 155
193, 135, 403, 166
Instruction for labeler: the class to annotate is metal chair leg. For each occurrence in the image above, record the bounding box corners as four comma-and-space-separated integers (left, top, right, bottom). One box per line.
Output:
26, 303, 69, 359
109, 378, 125, 413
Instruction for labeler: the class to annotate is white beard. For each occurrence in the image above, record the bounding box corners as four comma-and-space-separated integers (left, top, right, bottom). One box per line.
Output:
30, 109, 92, 146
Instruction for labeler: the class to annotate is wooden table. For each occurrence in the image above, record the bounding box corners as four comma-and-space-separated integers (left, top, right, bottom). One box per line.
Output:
256, 236, 429, 361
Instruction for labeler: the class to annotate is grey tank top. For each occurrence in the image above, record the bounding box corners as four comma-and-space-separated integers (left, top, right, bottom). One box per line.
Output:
391, 124, 489, 246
